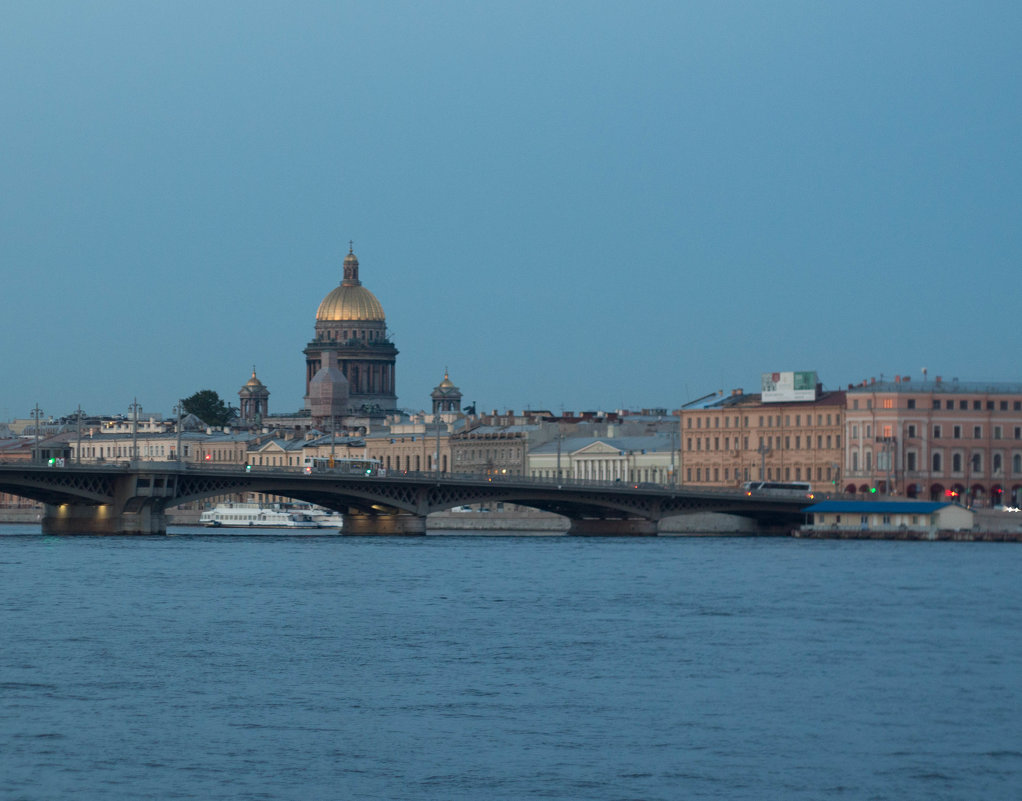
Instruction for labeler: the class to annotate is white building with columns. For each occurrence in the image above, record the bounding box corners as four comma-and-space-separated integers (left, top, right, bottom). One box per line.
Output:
528, 434, 678, 484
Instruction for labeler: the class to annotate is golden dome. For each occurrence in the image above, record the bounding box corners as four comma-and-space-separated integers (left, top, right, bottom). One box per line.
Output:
316, 284, 385, 322
316, 245, 386, 322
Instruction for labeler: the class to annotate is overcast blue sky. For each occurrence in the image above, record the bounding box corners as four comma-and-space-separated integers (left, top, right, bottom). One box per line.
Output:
2, 2, 1020, 421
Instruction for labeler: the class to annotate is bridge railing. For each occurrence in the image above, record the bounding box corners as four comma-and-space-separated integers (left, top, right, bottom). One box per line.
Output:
0, 459, 860, 500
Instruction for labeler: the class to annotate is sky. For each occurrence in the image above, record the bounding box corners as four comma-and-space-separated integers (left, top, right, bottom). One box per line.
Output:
2, 2, 1020, 422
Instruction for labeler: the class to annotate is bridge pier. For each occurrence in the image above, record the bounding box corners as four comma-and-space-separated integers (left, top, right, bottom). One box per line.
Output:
341, 512, 427, 535
41, 502, 168, 535
566, 517, 659, 536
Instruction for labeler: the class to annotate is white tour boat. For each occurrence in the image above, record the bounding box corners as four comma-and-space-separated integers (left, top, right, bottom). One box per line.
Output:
199, 503, 325, 529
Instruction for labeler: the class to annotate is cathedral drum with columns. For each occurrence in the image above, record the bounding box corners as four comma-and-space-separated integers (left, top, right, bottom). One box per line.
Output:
303, 245, 399, 415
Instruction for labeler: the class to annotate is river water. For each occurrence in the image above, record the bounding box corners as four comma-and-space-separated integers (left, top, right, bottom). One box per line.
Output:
2, 525, 1020, 800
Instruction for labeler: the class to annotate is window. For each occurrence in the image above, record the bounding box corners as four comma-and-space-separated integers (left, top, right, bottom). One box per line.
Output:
1000, 401, 1008, 411
907, 399, 916, 409
852, 400, 859, 410
934, 425, 942, 438
994, 453, 1003, 474
907, 424, 917, 438
1014, 455, 1022, 474
883, 425, 893, 439
973, 400, 981, 410
934, 399, 941, 409
960, 400, 968, 410
953, 426, 961, 439
932, 452, 942, 472
996, 426, 1004, 440
987, 401, 995, 411
852, 424, 858, 438
882, 399, 893, 409
907, 452, 917, 471
952, 453, 962, 472
973, 426, 982, 439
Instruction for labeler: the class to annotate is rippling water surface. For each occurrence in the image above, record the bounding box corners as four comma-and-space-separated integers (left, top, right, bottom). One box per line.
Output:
2, 525, 1020, 800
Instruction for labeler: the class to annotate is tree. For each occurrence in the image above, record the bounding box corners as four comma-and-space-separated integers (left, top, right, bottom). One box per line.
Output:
182, 390, 237, 427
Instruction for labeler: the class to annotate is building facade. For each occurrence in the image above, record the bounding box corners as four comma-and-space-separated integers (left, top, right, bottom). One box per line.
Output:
303, 246, 398, 414
678, 388, 846, 493
844, 377, 1022, 506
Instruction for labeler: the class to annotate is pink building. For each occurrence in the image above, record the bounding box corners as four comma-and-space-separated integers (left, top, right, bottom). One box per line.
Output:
844, 377, 1022, 506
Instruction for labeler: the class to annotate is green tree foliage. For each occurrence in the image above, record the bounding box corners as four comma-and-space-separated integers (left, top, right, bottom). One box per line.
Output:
182, 390, 237, 427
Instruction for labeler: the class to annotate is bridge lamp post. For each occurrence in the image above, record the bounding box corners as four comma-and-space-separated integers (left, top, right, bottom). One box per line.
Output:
75, 404, 83, 464
434, 414, 441, 473
31, 403, 43, 463
174, 400, 184, 463
756, 441, 771, 481
129, 398, 142, 464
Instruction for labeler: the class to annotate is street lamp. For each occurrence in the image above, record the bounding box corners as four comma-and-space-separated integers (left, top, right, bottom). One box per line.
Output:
75, 404, 83, 464
556, 431, 563, 480
173, 400, 184, 462
129, 398, 142, 464
31, 403, 43, 463
434, 414, 441, 473
756, 441, 771, 481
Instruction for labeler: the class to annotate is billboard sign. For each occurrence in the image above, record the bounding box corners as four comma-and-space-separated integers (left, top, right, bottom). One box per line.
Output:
761, 371, 818, 403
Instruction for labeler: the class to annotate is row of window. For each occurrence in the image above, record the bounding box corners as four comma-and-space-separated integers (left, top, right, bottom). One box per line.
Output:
851, 397, 1022, 411
74, 444, 192, 458
686, 434, 840, 451
455, 448, 522, 462
851, 450, 1022, 475
851, 423, 1022, 440
319, 328, 385, 342
686, 412, 840, 430
686, 465, 835, 483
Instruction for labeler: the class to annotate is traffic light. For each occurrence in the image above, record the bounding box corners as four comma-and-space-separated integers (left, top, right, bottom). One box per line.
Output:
869, 486, 877, 494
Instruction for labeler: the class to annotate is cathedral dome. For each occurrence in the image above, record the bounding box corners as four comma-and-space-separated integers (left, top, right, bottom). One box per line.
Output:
316, 285, 385, 322
315, 246, 386, 323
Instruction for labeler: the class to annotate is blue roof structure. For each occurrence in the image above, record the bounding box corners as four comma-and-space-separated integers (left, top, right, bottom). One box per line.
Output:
804, 501, 953, 514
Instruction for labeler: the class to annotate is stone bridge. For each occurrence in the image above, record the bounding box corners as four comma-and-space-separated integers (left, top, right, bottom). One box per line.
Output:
0, 462, 813, 535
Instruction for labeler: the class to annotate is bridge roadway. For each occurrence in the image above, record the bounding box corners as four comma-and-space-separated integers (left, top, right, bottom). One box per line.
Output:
0, 461, 815, 535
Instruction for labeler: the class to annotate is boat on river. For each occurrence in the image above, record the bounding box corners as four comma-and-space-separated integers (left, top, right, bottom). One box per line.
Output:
199, 503, 327, 529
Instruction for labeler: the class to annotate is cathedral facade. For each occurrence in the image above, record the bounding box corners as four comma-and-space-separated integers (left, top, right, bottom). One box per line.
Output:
303, 246, 399, 416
